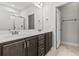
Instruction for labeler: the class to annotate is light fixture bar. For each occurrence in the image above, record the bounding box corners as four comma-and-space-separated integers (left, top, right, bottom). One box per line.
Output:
33, 2, 43, 8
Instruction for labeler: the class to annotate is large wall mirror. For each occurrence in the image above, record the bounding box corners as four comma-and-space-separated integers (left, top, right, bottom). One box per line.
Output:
10, 15, 25, 30
0, 2, 43, 32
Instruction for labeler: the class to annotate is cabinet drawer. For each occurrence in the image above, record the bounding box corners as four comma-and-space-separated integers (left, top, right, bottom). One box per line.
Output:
38, 39, 45, 46
38, 45, 45, 54
38, 50, 45, 56
38, 34, 45, 40
0, 46, 1, 56
38, 45, 44, 50
38, 47, 44, 53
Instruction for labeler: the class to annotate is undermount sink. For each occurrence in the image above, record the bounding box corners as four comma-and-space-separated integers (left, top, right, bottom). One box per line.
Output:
0, 30, 38, 41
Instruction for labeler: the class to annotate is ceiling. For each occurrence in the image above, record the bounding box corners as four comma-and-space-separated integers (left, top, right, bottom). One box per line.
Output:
0, 2, 34, 11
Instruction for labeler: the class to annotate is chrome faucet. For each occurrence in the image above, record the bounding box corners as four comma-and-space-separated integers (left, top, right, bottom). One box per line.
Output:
8, 29, 19, 35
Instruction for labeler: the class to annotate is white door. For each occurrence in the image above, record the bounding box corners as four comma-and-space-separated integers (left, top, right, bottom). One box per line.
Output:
56, 8, 61, 48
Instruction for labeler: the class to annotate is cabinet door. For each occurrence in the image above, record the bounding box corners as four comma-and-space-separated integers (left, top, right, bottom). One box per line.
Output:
3, 40, 26, 56
26, 36, 37, 56
0, 46, 1, 56
48, 32, 52, 49
45, 32, 52, 54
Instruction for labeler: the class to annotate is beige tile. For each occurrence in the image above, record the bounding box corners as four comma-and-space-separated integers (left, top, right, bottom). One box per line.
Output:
46, 44, 79, 56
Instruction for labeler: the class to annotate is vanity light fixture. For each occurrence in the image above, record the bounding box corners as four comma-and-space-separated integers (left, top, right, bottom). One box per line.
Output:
33, 2, 43, 8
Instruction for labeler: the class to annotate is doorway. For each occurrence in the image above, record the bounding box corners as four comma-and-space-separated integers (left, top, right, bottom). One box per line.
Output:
56, 2, 79, 49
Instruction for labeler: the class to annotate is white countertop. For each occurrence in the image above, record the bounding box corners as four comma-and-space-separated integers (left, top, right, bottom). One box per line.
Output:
0, 30, 52, 43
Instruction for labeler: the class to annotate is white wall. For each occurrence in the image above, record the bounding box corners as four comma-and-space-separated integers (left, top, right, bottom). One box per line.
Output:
60, 2, 79, 45
43, 3, 53, 31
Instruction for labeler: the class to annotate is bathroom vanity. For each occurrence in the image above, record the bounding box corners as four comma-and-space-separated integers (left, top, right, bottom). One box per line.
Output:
0, 32, 52, 56
0, 2, 53, 56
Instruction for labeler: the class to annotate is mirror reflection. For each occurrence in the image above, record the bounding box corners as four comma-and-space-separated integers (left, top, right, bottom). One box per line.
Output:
0, 2, 43, 32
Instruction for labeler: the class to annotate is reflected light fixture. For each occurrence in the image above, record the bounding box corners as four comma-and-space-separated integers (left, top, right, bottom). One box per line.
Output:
33, 2, 43, 8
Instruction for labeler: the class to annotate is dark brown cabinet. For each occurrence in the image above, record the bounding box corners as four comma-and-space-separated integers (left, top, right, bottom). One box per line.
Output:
45, 32, 52, 54
48, 32, 52, 49
0, 46, 1, 56
0, 32, 52, 56
2, 40, 25, 56
2, 36, 38, 56
38, 34, 45, 56
26, 36, 37, 56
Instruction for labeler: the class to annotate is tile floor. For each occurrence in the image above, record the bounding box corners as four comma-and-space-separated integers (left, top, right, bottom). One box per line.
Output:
46, 44, 79, 56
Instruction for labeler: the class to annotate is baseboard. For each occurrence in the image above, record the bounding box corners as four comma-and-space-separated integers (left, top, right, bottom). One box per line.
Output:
62, 41, 79, 47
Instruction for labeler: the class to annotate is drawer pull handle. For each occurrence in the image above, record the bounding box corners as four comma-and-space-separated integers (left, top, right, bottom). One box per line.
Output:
24, 42, 26, 48
27, 41, 29, 47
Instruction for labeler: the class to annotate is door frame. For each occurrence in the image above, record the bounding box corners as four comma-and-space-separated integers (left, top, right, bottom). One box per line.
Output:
56, 7, 62, 49
55, 3, 69, 49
